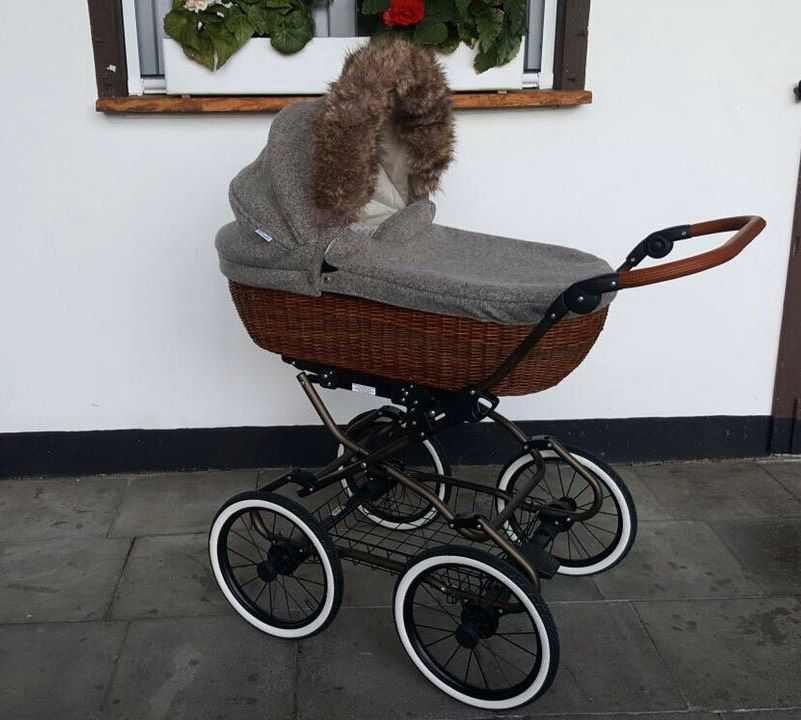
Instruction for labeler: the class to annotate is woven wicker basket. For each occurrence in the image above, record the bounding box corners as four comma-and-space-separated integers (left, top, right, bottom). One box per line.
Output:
230, 282, 607, 396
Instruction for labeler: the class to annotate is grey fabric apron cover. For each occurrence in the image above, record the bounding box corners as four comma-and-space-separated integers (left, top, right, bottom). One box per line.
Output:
217, 99, 613, 326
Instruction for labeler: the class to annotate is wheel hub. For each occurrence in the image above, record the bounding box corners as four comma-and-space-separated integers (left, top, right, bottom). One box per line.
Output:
455, 603, 499, 647
544, 496, 578, 530
351, 467, 397, 501
257, 541, 305, 581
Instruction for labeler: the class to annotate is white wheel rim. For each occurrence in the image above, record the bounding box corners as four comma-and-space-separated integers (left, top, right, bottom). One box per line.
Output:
394, 553, 552, 710
338, 431, 446, 530
496, 450, 633, 576
209, 498, 336, 638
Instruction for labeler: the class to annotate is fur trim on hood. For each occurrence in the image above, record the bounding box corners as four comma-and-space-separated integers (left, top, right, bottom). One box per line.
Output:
311, 38, 455, 227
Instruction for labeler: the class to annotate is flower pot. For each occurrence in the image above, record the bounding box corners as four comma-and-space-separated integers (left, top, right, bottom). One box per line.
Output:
162, 37, 524, 95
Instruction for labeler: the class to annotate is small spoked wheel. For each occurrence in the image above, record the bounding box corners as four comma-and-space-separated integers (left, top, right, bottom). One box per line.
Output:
338, 408, 451, 530
496, 446, 637, 576
394, 546, 559, 710
209, 491, 343, 638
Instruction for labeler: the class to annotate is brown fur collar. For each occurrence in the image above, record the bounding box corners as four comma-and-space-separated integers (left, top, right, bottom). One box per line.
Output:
311, 38, 454, 227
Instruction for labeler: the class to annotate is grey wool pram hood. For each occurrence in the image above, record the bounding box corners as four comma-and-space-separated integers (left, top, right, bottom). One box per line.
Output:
216, 39, 613, 325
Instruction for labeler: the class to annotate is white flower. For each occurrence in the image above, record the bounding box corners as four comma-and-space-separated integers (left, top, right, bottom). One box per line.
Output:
184, 0, 215, 12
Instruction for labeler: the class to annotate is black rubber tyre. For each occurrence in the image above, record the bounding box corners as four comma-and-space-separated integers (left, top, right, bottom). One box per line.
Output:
209, 491, 343, 638
338, 408, 451, 530
393, 545, 559, 710
496, 446, 638, 576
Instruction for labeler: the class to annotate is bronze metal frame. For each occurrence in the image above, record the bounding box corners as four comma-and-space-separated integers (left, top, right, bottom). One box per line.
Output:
255, 371, 606, 588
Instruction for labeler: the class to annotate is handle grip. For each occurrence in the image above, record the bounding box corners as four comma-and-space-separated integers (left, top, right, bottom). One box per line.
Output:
617, 215, 766, 289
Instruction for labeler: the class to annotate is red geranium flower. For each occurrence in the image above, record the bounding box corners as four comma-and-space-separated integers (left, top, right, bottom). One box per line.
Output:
382, 0, 425, 27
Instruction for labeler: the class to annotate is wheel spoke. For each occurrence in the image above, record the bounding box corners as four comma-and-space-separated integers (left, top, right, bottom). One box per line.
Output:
464, 646, 473, 685
441, 643, 461, 671
568, 526, 593, 558
472, 647, 491, 690
252, 581, 267, 606
228, 547, 259, 565
240, 515, 266, 559
420, 584, 460, 623
582, 521, 617, 535
494, 632, 538, 656
414, 622, 455, 633
565, 468, 578, 497
556, 462, 565, 497
422, 633, 455, 650
231, 528, 264, 554
575, 521, 608, 551
481, 641, 528, 678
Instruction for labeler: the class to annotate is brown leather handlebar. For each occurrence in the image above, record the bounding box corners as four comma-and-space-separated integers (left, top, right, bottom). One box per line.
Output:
617, 215, 766, 289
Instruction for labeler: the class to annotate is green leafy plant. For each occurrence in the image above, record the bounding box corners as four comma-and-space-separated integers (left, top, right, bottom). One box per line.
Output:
164, 0, 321, 70
164, 0, 526, 73
359, 0, 526, 72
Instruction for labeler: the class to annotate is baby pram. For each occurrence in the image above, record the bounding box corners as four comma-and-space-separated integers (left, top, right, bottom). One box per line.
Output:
210, 40, 766, 710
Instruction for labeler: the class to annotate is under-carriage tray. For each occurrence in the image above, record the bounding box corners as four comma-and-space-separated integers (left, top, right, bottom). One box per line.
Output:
312, 481, 515, 576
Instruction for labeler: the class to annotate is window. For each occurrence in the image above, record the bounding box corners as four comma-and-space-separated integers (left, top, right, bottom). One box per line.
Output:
123, 0, 557, 95
89, 0, 590, 111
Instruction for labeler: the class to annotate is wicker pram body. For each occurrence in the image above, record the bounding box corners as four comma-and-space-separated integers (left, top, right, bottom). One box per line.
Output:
230, 283, 608, 396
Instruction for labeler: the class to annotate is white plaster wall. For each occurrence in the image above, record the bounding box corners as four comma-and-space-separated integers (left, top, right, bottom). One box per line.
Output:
1, 0, 799, 433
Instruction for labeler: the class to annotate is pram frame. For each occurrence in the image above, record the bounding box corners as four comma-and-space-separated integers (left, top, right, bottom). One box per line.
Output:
255, 215, 765, 587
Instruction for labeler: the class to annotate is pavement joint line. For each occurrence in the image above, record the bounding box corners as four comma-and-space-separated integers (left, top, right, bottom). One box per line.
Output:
291, 642, 300, 720
628, 594, 801, 606
105, 476, 133, 539
0, 618, 124, 628
103, 536, 136, 621
758, 465, 801, 501
701, 521, 774, 598
3, 593, 799, 627
627, 599, 695, 713
98, 619, 131, 715
468, 710, 741, 718
713, 707, 801, 714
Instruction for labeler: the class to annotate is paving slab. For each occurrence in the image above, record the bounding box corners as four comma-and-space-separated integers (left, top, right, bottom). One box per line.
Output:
296, 603, 686, 719
296, 606, 490, 720
0, 537, 131, 623
616, 464, 673, 521
718, 711, 801, 719
340, 561, 601, 609
111, 534, 229, 620
0, 476, 126, 541
546, 601, 688, 714
109, 470, 257, 537
520, 714, 717, 720
629, 462, 801, 520
593, 521, 762, 600
341, 561, 397, 607
0, 620, 126, 720
711, 519, 801, 596
634, 597, 801, 709
758, 460, 801, 501
540, 574, 603, 602
102, 616, 296, 720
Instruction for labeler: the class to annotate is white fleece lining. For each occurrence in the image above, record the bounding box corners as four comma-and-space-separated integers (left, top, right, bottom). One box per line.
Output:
352, 125, 409, 233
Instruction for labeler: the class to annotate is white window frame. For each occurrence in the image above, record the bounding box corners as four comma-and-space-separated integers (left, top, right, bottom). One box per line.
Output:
121, 0, 558, 95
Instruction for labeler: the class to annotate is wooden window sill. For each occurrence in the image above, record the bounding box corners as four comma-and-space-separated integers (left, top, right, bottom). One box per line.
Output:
96, 89, 591, 114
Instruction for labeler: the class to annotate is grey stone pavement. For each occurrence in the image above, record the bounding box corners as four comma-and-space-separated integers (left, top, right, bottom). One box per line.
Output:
2, 459, 801, 720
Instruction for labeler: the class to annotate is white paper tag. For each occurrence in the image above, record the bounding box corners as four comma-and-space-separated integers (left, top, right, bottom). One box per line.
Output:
351, 383, 376, 396
254, 228, 273, 242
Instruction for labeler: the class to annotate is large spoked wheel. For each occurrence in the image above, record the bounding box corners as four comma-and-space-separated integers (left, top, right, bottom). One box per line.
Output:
496, 446, 637, 576
338, 408, 451, 530
394, 546, 559, 710
209, 491, 343, 638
